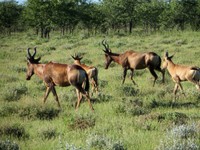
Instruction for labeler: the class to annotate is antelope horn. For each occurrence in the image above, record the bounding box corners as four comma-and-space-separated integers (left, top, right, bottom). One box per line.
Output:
105, 40, 110, 50
102, 40, 107, 49
33, 47, 37, 58
27, 48, 31, 59
102, 40, 110, 53
165, 51, 169, 57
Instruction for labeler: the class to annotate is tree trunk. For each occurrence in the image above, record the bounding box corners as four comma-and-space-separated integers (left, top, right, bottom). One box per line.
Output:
129, 19, 133, 34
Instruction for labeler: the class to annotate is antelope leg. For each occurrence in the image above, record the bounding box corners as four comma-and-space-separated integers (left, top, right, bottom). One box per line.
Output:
51, 86, 61, 108
44, 86, 51, 104
122, 68, 127, 84
130, 69, 137, 86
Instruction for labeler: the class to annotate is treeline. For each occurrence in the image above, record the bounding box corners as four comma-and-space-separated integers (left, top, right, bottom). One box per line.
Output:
0, 0, 200, 37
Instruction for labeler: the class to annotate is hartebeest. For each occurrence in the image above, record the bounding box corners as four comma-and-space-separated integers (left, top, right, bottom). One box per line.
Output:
102, 40, 165, 86
162, 52, 200, 97
71, 53, 99, 94
26, 48, 94, 111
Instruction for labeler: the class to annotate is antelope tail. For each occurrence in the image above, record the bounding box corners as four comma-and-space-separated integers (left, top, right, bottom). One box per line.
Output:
84, 73, 90, 92
156, 56, 162, 69
192, 68, 200, 81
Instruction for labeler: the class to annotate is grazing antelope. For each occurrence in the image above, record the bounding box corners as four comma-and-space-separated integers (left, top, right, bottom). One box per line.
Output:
26, 48, 94, 111
162, 52, 200, 97
71, 53, 99, 94
102, 40, 165, 86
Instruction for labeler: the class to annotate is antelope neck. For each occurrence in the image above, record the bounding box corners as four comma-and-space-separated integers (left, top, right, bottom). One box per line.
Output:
167, 60, 175, 75
34, 63, 45, 79
110, 53, 121, 64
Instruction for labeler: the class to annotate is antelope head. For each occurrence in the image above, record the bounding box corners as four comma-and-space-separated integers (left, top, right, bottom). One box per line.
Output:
162, 51, 174, 69
71, 53, 83, 65
102, 40, 113, 69
26, 47, 41, 80
71, 53, 83, 61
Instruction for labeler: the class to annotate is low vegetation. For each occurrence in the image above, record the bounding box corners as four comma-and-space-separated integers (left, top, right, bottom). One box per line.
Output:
1, 30, 200, 149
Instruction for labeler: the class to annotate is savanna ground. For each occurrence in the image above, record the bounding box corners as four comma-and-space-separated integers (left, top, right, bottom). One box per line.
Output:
1, 30, 200, 150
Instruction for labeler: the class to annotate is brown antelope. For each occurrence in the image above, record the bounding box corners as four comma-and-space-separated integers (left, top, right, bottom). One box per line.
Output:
162, 52, 200, 97
71, 53, 99, 94
26, 48, 94, 111
102, 40, 165, 86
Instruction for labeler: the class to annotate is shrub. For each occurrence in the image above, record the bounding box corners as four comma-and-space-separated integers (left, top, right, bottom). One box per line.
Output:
40, 128, 57, 140
36, 107, 60, 120
117, 98, 150, 116
19, 106, 38, 119
0, 105, 19, 117
98, 79, 108, 88
95, 92, 112, 103
58, 136, 82, 150
68, 114, 95, 130
157, 123, 199, 150
121, 86, 139, 97
0, 123, 29, 139
158, 112, 188, 125
0, 140, 19, 150
2, 83, 28, 101
86, 134, 126, 150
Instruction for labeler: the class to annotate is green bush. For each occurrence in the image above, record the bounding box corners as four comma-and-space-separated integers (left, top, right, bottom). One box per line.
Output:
68, 114, 95, 130
0, 105, 19, 117
40, 128, 57, 140
0, 140, 19, 150
117, 98, 150, 116
2, 83, 28, 101
158, 112, 188, 125
36, 107, 60, 120
95, 92, 112, 103
19, 106, 38, 119
86, 134, 126, 150
0, 123, 29, 139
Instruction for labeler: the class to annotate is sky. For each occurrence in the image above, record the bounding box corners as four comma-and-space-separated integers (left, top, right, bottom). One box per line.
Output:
17, 0, 25, 4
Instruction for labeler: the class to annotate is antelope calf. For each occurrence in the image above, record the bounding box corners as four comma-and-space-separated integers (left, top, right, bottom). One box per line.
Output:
26, 48, 94, 111
102, 40, 165, 86
71, 53, 99, 94
162, 52, 200, 97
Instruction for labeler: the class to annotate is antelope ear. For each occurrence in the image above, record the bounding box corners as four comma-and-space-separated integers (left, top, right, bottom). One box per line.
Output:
169, 54, 174, 59
165, 52, 169, 57
36, 57, 41, 62
71, 55, 75, 59
102, 49, 107, 53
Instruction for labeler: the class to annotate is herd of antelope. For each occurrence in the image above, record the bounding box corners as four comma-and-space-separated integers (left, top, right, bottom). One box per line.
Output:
26, 40, 200, 111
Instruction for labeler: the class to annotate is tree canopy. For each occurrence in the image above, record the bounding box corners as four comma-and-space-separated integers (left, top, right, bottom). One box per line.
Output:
1, 0, 200, 37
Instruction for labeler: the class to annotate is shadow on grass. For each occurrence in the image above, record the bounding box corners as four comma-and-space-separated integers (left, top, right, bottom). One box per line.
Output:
150, 99, 199, 109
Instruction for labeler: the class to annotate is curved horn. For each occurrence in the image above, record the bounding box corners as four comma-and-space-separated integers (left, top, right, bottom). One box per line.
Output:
33, 47, 37, 58
105, 40, 109, 49
71, 53, 82, 60
102, 40, 107, 49
27, 48, 31, 58
102, 40, 110, 53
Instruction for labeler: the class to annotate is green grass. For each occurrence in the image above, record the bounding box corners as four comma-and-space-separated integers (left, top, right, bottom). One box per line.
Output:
1, 30, 200, 149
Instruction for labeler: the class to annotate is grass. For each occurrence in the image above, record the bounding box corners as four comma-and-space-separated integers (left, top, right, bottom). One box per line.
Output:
1, 30, 200, 149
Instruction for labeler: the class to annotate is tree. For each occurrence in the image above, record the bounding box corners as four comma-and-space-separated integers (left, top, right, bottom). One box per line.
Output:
23, 0, 54, 38
0, 0, 23, 35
